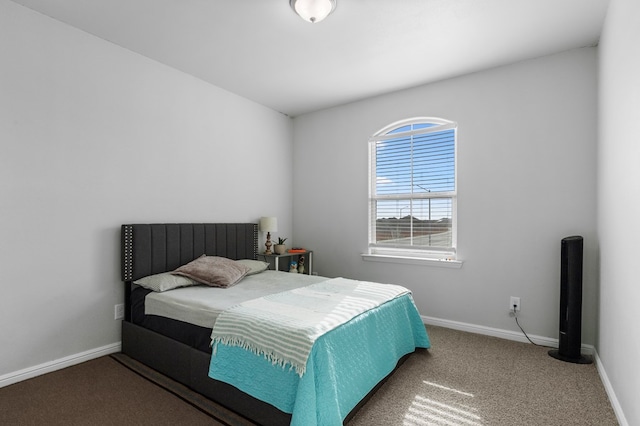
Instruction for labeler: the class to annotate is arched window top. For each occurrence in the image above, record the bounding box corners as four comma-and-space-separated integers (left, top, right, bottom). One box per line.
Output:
373, 117, 457, 140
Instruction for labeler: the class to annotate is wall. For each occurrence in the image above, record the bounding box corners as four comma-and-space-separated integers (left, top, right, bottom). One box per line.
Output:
293, 48, 598, 344
598, 0, 640, 424
0, 0, 292, 378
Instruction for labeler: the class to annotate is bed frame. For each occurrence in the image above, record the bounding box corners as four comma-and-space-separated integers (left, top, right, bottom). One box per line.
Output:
121, 223, 409, 425
121, 223, 292, 425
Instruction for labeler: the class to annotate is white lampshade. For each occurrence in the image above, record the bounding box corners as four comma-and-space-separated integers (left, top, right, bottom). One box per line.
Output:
290, 0, 336, 23
259, 217, 278, 233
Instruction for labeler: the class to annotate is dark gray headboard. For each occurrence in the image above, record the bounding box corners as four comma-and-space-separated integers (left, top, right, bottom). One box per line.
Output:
121, 223, 258, 282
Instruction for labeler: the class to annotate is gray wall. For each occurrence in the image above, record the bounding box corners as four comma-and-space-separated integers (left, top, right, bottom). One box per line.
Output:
598, 0, 640, 424
292, 48, 598, 344
0, 1, 293, 378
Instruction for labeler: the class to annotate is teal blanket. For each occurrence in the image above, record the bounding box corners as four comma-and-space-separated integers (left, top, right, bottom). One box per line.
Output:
208, 293, 430, 425
210, 278, 411, 377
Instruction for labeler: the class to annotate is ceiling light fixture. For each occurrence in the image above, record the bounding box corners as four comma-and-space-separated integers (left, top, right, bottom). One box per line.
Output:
290, 0, 336, 23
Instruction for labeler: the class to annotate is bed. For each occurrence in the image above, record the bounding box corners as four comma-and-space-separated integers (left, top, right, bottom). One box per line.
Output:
121, 223, 430, 425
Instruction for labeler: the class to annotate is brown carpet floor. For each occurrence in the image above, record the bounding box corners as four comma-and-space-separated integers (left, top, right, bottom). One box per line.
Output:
0, 326, 619, 425
348, 326, 619, 425
0, 355, 227, 425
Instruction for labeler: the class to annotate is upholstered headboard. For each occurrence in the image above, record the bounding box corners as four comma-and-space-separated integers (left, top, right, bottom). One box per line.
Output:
120, 223, 258, 321
121, 223, 258, 282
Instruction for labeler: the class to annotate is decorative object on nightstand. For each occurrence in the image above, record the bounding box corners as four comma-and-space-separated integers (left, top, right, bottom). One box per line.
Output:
256, 250, 314, 275
259, 217, 278, 255
274, 237, 287, 255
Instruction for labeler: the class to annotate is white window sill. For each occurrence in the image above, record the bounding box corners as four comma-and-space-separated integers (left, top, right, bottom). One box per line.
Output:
361, 253, 463, 269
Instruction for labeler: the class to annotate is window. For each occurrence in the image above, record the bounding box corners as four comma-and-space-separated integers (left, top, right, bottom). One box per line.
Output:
368, 117, 457, 260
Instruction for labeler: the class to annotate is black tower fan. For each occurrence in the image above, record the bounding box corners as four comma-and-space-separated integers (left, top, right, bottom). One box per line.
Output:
549, 236, 592, 364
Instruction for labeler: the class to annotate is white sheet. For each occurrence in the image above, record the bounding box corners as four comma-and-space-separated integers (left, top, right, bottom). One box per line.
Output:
144, 270, 328, 328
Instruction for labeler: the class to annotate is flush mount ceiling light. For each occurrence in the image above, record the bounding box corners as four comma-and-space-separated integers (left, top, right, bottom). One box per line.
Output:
290, 0, 336, 23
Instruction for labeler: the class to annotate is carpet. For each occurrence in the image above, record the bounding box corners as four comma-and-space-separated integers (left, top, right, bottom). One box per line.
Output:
109, 353, 257, 426
0, 326, 619, 425
0, 353, 254, 426
347, 325, 619, 425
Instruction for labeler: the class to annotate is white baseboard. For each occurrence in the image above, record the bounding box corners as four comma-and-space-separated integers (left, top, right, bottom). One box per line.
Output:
422, 315, 595, 355
0, 342, 121, 389
593, 349, 629, 426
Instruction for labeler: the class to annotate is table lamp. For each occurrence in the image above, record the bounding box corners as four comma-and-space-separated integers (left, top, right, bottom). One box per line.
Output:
259, 217, 278, 255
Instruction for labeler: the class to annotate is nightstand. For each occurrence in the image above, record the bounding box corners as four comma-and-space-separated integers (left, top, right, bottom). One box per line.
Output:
257, 250, 313, 275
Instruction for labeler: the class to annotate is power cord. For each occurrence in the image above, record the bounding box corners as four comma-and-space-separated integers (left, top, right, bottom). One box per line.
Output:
512, 305, 546, 347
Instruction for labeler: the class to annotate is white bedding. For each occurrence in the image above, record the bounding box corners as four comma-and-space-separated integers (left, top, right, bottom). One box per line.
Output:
144, 270, 328, 328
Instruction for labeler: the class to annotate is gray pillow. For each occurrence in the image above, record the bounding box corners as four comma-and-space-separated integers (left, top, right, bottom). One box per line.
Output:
172, 256, 250, 288
133, 272, 199, 292
235, 259, 270, 276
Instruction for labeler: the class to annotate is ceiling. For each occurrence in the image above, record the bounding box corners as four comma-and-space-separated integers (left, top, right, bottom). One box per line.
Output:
11, 0, 610, 117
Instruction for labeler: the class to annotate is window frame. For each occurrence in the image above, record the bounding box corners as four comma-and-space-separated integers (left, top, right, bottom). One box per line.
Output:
366, 117, 459, 263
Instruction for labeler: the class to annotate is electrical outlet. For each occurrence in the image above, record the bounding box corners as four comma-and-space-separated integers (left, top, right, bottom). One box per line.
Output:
509, 296, 521, 313
114, 303, 125, 320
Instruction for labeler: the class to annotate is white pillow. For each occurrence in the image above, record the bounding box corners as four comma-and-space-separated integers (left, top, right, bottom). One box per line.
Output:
235, 259, 270, 275
134, 272, 200, 292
